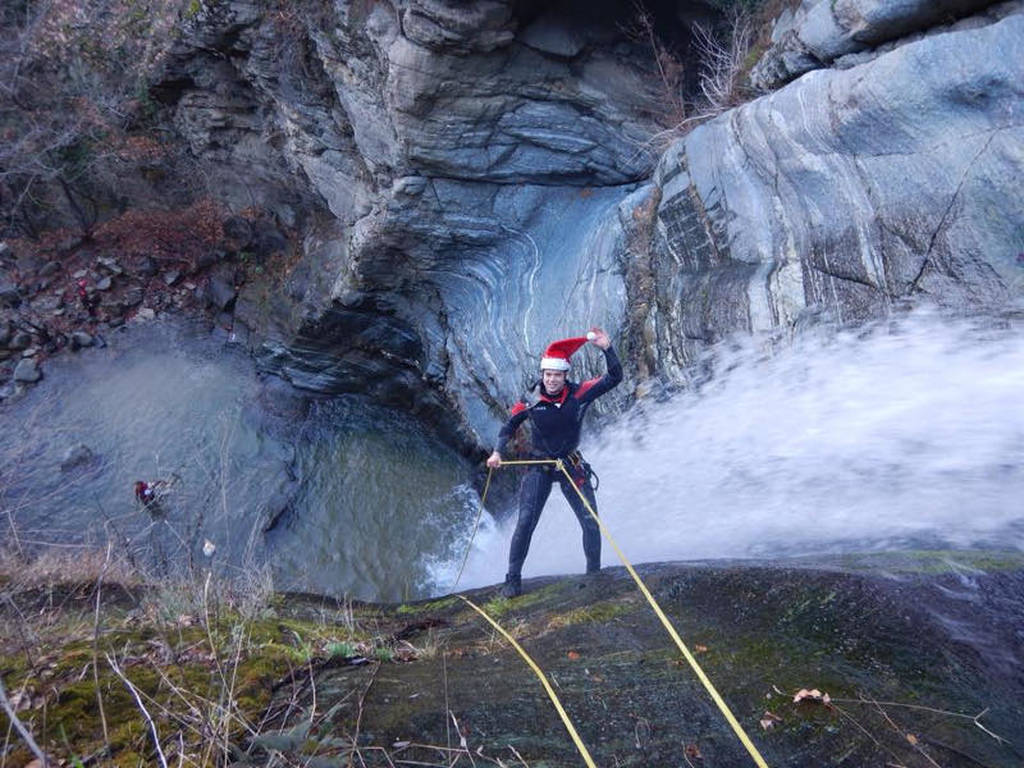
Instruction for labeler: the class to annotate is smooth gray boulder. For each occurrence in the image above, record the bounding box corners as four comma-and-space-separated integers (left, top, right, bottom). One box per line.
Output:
38, 260, 62, 278
8, 332, 31, 350
204, 274, 238, 312
13, 357, 42, 383
401, 0, 515, 53
0, 281, 20, 308
70, 331, 94, 350
60, 443, 96, 472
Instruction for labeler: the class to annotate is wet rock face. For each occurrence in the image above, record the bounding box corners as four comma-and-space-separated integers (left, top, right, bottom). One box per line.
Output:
157, 0, 661, 209
643, 9, 1024, 375
154, 0, 667, 449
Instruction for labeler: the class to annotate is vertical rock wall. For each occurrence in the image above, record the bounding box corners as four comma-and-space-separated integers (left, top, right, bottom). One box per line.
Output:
153, 0, 682, 450
641, 5, 1023, 379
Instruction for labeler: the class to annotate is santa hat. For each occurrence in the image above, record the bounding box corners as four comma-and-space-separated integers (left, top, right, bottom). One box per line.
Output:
540, 335, 591, 371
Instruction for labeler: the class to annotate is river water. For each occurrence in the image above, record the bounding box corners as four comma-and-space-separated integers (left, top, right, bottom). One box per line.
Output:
2, 310, 1022, 602
0, 319, 475, 602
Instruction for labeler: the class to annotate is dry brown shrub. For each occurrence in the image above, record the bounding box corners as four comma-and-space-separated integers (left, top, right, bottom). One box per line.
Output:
628, 0, 798, 154
1, 0, 191, 238
0, 542, 141, 590
93, 197, 226, 265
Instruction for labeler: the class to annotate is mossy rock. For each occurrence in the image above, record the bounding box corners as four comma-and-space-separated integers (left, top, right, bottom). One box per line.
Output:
4, 554, 1024, 767
255, 554, 1024, 767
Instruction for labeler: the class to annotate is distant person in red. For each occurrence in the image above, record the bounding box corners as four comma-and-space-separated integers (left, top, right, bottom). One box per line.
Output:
76, 278, 98, 317
487, 328, 622, 597
134, 481, 156, 505
134, 475, 179, 515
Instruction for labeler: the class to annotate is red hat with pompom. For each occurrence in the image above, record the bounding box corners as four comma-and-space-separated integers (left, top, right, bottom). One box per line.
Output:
540, 335, 591, 371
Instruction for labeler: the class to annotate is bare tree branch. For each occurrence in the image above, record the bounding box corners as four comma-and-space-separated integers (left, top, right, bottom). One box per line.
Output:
106, 652, 171, 768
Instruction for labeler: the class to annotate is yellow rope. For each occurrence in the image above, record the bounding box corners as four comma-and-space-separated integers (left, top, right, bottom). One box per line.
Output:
452, 467, 493, 590
490, 457, 770, 768
492, 459, 559, 466
457, 595, 597, 768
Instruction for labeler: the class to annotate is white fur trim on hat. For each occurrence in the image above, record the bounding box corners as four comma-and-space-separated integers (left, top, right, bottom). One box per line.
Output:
540, 357, 571, 371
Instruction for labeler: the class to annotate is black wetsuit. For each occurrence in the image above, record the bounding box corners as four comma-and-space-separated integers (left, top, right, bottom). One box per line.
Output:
496, 346, 623, 580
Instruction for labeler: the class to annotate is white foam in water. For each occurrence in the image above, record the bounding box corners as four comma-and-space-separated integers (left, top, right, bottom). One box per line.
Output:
441, 311, 1024, 592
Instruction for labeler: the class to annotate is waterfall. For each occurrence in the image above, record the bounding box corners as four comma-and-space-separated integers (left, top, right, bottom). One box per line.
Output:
440, 310, 1024, 592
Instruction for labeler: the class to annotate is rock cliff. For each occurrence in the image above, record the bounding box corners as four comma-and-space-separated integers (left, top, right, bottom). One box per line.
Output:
641, 2, 1023, 379
153, 0, 684, 450
147, 0, 1023, 450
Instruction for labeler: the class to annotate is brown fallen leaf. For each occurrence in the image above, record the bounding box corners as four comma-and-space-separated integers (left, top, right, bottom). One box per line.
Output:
760, 711, 783, 730
567, 650, 580, 660
9, 690, 33, 712
685, 743, 702, 759
793, 687, 835, 711
793, 687, 824, 703
694, 644, 709, 653
906, 733, 919, 745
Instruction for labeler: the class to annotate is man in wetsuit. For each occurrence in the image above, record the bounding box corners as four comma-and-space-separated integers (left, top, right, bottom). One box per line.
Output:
486, 328, 622, 597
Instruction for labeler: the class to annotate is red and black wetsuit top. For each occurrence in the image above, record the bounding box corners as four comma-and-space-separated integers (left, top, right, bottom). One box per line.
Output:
496, 346, 622, 459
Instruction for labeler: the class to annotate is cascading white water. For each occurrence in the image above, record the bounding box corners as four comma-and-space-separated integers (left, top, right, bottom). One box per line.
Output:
439, 310, 1024, 592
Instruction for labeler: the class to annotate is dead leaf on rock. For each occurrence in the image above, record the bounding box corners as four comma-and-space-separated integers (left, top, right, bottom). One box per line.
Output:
684, 742, 702, 759
10, 690, 32, 711
793, 687, 823, 703
793, 687, 834, 711
906, 733, 919, 745
760, 711, 783, 730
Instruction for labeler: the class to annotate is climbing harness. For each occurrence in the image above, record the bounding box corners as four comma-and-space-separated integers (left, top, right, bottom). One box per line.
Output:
455, 457, 770, 768
565, 449, 598, 490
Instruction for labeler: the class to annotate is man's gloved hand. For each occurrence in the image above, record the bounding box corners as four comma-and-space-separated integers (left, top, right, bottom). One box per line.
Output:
588, 327, 611, 350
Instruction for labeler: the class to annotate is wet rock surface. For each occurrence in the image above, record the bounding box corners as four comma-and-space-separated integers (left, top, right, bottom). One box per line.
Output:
256, 552, 1024, 767
147, 0, 674, 451
640, 9, 1024, 379
4, 0, 1022, 463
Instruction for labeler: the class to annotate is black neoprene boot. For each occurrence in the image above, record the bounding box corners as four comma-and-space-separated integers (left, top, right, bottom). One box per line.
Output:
501, 573, 522, 598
